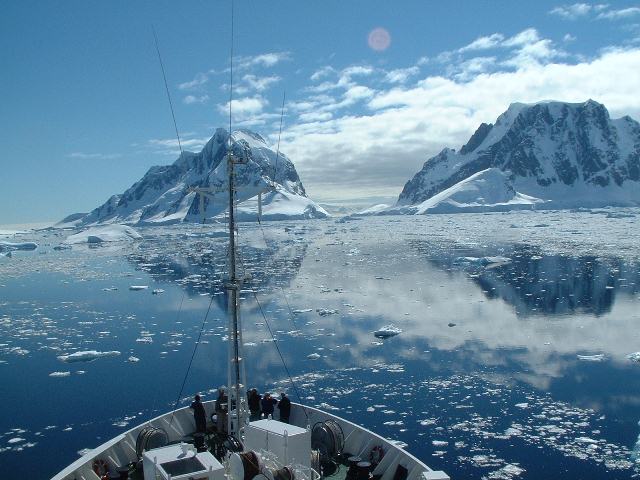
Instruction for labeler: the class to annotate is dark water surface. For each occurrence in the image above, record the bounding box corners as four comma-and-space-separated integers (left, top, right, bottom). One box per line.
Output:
1, 210, 639, 479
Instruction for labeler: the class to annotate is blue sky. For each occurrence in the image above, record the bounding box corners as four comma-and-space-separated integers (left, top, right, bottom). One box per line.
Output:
2, 1, 640, 224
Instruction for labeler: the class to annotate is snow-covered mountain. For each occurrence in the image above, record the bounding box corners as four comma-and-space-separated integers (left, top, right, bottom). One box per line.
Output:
69, 129, 328, 226
391, 100, 640, 214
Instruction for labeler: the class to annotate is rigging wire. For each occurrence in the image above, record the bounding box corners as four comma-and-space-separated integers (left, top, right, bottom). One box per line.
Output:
150, 25, 196, 424
247, 284, 309, 422
168, 294, 215, 426
232, 219, 308, 418
152, 26, 183, 156
228, 0, 234, 142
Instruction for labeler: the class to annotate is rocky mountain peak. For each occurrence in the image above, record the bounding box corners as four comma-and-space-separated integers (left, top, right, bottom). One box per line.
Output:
397, 100, 640, 211
68, 127, 327, 226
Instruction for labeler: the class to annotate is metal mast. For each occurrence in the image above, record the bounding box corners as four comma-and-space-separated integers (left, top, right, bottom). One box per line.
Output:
225, 0, 248, 438
225, 142, 249, 438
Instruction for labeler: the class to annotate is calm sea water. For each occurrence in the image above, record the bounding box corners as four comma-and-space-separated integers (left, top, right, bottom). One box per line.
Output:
1, 210, 640, 479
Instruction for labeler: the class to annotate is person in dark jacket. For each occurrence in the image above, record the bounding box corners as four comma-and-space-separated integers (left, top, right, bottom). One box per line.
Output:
215, 386, 228, 433
190, 394, 207, 433
248, 388, 261, 421
278, 392, 291, 423
261, 392, 278, 419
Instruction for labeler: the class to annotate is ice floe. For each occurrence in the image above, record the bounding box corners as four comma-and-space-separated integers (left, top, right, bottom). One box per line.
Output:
374, 325, 402, 338
577, 354, 606, 362
57, 350, 121, 363
0, 241, 38, 252
627, 352, 640, 363
64, 225, 142, 244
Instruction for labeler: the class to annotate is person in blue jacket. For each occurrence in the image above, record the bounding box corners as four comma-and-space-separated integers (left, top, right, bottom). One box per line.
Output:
261, 392, 278, 419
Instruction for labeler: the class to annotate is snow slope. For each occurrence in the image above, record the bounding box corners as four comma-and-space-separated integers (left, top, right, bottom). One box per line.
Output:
388, 168, 544, 214
63, 225, 142, 244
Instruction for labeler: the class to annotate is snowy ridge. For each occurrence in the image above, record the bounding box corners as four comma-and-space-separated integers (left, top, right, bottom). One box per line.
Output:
70, 128, 328, 226
390, 100, 640, 215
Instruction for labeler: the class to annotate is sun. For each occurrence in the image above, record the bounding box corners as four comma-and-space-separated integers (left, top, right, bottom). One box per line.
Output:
368, 27, 391, 51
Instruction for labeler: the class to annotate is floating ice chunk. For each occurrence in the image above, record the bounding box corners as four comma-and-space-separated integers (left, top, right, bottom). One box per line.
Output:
577, 354, 606, 362
129, 285, 149, 291
49, 371, 71, 377
127, 356, 140, 363
7, 437, 25, 444
374, 325, 402, 338
151, 289, 164, 295
455, 256, 512, 267
57, 350, 121, 363
575, 436, 598, 444
316, 309, 338, 316
292, 309, 313, 314
627, 352, 640, 363
64, 225, 142, 244
136, 336, 153, 343
487, 464, 525, 479
77, 448, 92, 456
432, 440, 448, 447
514, 403, 529, 409
307, 353, 321, 360
389, 440, 408, 449
0, 241, 38, 252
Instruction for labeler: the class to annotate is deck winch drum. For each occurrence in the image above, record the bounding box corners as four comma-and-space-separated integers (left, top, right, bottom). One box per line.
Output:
311, 420, 344, 462
135, 427, 169, 458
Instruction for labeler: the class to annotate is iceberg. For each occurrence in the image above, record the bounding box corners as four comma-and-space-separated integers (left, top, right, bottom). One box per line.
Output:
64, 225, 142, 245
374, 325, 402, 338
0, 241, 38, 252
627, 352, 640, 363
577, 354, 606, 362
57, 350, 121, 363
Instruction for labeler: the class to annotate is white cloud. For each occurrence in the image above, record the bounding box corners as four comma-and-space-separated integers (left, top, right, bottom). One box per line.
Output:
459, 33, 505, 52
549, 3, 597, 19
280, 47, 640, 203
217, 96, 268, 117
298, 111, 333, 122
503, 28, 541, 47
310, 66, 335, 81
146, 136, 211, 155
597, 7, 640, 20
67, 152, 122, 160
241, 74, 280, 92
236, 52, 291, 70
183, 94, 209, 105
384, 66, 420, 84
178, 72, 210, 90
452, 56, 497, 80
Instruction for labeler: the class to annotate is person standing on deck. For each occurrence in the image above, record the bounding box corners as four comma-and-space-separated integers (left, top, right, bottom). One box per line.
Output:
215, 386, 228, 433
261, 392, 277, 419
190, 394, 207, 433
248, 388, 261, 421
278, 392, 291, 423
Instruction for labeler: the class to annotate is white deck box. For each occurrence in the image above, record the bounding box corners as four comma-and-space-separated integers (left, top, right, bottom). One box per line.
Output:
142, 444, 224, 480
244, 419, 311, 468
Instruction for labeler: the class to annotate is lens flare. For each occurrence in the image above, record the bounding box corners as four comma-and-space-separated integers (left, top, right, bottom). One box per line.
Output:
368, 27, 391, 51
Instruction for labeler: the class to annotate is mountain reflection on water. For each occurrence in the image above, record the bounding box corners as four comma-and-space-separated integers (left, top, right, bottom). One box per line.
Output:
1, 211, 640, 479
411, 241, 640, 317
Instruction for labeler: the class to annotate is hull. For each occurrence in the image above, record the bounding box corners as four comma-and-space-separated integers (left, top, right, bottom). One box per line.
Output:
52, 402, 447, 480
